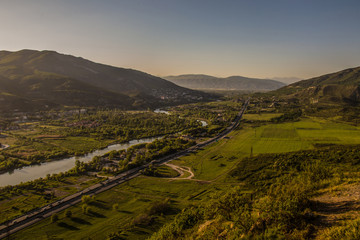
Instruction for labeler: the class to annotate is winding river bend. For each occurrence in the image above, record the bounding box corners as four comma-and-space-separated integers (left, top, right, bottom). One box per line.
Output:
0, 137, 160, 187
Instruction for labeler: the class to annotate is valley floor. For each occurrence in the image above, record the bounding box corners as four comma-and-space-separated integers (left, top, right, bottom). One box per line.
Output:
8, 115, 360, 239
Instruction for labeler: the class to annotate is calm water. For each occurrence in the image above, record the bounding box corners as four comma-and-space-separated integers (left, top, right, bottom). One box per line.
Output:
0, 137, 160, 187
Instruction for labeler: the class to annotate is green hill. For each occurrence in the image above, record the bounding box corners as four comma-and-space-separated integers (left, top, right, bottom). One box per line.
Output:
164, 74, 286, 91
0, 50, 210, 112
275, 66, 360, 104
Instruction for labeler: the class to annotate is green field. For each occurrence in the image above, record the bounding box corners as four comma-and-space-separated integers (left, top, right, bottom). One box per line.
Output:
0, 176, 102, 224
171, 117, 360, 181
11, 177, 234, 240
243, 113, 282, 121
11, 117, 360, 239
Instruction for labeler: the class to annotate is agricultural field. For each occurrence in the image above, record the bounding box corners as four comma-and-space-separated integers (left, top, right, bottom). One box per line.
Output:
242, 113, 282, 121
172, 117, 360, 181
11, 176, 235, 240
11, 116, 360, 239
0, 175, 102, 224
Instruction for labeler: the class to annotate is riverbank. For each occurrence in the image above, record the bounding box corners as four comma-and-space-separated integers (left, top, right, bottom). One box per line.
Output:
0, 137, 161, 187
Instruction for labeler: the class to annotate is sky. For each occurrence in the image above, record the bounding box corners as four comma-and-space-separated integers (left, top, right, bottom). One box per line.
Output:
1, 0, 360, 79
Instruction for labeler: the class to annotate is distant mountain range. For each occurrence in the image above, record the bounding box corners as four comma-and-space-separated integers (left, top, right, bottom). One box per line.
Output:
271, 77, 302, 84
163, 74, 286, 91
0, 50, 211, 113
274, 66, 360, 104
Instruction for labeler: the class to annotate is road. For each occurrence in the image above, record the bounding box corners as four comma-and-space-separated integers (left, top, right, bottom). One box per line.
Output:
0, 98, 249, 239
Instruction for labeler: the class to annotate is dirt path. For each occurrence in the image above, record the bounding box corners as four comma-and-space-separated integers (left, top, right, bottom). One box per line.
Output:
164, 163, 211, 184
312, 183, 360, 238
0, 144, 9, 149
165, 163, 194, 180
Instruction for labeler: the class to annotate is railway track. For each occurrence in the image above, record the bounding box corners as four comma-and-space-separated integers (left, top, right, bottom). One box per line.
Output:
0, 98, 249, 239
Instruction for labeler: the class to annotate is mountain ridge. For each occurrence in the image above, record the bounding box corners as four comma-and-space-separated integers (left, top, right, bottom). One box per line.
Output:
163, 74, 286, 91
0, 50, 211, 112
273, 66, 360, 104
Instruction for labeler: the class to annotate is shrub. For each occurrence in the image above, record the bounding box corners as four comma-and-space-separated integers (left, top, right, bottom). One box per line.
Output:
148, 198, 171, 215
132, 213, 153, 226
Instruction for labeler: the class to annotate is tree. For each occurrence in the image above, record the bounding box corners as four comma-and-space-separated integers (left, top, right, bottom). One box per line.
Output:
112, 203, 119, 211
85, 206, 91, 214
81, 195, 92, 204
65, 209, 72, 218
50, 214, 59, 223
82, 204, 88, 213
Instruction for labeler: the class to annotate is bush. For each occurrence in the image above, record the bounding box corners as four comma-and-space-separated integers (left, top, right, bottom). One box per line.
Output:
81, 195, 92, 204
132, 213, 154, 226
148, 198, 171, 215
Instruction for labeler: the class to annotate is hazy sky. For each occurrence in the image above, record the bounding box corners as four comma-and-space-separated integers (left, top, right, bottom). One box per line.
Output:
1, 0, 360, 79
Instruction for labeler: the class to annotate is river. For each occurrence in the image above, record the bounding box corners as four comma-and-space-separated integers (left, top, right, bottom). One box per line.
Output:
0, 110, 207, 187
0, 137, 160, 187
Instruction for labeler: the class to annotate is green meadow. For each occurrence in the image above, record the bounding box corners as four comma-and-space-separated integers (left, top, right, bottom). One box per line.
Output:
10, 116, 360, 239
242, 113, 282, 121
11, 177, 234, 240
172, 116, 360, 181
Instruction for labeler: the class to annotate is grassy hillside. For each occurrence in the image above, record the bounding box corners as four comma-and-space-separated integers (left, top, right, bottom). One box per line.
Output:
274, 66, 360, 104
164, 74, 286, 91
0, 69, 134, 112
151, 144, 360, 240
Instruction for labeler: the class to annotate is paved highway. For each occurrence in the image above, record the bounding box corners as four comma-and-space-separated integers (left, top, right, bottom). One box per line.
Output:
0, 98, 249, 239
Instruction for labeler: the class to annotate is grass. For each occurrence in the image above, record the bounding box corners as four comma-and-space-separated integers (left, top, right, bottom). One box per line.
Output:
10, 177, 234, 240
243, 113, 282, 121
10, 117, 360, 239
0, 176, 101, 224
156, 165, 179, 178
170, 117, 360, 181
44, 137, 113, 153
0, 134, 17, 146
319, 218, 360, 239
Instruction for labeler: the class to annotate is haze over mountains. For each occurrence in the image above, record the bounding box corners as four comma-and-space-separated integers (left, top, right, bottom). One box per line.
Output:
164, 74, 286, 91
0, 50, 210, 112
274, 66, 360, 104
271, 77, 302, 84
